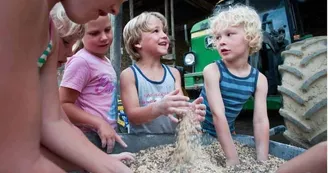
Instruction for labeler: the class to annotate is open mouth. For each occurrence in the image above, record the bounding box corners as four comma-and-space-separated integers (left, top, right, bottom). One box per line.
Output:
158, 42, 168, 46
220, 48, 230, 54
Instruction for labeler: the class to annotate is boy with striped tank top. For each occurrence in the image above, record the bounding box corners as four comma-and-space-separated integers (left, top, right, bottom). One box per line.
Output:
121, 12, 206, 134
200, 5, 270, 166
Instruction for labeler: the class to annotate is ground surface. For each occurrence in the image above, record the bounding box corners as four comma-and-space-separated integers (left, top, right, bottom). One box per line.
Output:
235, 110, 290, 144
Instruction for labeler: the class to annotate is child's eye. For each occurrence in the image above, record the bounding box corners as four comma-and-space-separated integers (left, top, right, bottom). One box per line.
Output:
153, 29, 159, 33
216, 35, 221, 40
89, 32, 99, 36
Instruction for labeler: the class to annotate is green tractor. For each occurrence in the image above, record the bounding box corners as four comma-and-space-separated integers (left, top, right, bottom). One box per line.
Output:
183, 0, 327, 148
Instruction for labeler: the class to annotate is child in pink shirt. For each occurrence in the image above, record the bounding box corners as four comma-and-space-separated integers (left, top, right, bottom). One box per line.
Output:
61, 48, 118, 128
60, 15, 126, 154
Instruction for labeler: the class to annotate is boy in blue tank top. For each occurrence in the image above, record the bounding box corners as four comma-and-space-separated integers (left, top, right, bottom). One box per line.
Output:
120, 12, 206, 134
200, 5, 270, 166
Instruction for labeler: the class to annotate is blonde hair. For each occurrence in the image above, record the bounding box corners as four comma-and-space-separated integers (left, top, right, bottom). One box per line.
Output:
123, 12, 168, 61
50, 3, 84, 43
210, 5, 263, 55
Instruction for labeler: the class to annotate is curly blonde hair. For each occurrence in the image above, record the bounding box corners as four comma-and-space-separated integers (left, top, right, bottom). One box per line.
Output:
50, 3, 84, 43
210, 5, 263, 55
123, 12, 168, 61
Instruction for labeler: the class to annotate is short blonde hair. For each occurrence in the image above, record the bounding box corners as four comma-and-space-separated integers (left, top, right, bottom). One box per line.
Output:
123, 12, 168, 61
50, 3, 84, 43
210, 5, 263, 55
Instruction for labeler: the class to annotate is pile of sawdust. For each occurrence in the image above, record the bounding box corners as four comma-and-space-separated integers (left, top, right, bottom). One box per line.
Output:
128, 110, 285, 172
129, 142, 285, 173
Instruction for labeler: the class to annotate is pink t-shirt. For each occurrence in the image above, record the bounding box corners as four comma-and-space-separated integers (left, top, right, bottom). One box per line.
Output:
61, 48, 117, 130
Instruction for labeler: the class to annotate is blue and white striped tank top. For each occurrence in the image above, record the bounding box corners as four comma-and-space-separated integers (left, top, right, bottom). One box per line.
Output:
129, 64, 177, 134
201, 60, 259, 136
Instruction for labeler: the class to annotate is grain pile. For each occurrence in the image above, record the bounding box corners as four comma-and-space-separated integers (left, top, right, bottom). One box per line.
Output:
128, 110, 285, 172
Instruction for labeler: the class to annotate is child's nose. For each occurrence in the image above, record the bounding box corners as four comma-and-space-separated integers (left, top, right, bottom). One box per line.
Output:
110, 6, 119, 15
219, 38, 226, 46
100, 32, 109, 41
160, 31, 168, 39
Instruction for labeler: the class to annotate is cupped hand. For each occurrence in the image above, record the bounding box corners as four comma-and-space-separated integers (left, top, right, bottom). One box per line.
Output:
152, 89, 192, 122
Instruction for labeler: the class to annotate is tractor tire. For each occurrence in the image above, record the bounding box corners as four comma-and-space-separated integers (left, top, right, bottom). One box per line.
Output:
278, 36, 327, 149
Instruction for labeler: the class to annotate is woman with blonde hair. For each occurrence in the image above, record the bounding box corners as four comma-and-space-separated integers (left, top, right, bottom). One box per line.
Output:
0, 0, 133, 172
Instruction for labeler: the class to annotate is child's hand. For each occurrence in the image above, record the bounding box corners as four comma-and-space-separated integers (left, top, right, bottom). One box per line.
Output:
97, 121, 128, 153
191, 97, 206, 122
111, 152, 135, 162
152, 89, 192, 123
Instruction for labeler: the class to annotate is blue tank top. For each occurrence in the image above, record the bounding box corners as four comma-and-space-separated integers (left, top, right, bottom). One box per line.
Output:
201, 60, 259, 136
129, 64, 177, 134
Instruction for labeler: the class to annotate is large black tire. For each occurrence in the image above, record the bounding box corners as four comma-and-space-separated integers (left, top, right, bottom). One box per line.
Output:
278, 36, 327, 148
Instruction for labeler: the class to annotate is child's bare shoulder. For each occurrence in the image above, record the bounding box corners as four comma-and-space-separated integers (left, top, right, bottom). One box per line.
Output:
120, 67, 135, 80
168, 66, 179, 73
255, 71, 268, 91
204, 62, 219, 74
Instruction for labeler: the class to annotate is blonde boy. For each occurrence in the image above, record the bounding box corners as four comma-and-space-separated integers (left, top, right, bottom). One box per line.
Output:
121, 12, 205, 134
200, 5, 269, 166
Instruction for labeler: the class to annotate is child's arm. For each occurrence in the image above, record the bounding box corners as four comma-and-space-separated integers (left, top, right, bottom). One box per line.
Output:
253, 72, 270, 161
277, 141, 327, 173
40, 46, 132, 173
120, 68, 191, 125
59, 87, 127, 152
203, 63, 240, 166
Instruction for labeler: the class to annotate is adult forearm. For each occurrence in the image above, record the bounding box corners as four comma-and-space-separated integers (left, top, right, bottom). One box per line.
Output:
41, 119, 125, 173
254, 121, 269, 160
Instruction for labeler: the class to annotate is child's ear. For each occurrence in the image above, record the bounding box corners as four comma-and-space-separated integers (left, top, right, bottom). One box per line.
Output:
134, 43, 142, 49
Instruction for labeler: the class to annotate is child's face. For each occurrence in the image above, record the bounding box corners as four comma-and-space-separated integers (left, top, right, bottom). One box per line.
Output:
57, 37, 78, 68
61, 0, 123, 24
136, 16, 169, 58
214, 25, 249, 62
82, 16, 112, 58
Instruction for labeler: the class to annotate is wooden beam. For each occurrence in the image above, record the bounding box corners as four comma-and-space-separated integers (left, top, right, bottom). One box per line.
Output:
183, 0, 214, 13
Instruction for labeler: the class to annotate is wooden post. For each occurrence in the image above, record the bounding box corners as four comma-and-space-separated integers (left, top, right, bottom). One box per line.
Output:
109, 5, 123, 99
165, 0, 169, 28
129, 0, 134, 19
170, 0, 176, 60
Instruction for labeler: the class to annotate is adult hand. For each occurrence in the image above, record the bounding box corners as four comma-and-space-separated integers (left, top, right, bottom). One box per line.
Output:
111, 152, 135, 162
97, 121, 127, 153
102, 159, 133, 173
152, 89, 192, 123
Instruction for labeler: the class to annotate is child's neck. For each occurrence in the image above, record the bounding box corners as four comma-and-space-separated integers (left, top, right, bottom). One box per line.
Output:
223, 56, 250, 77
85, 48, 106, 59
136, 55, 162, 69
